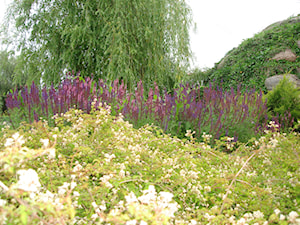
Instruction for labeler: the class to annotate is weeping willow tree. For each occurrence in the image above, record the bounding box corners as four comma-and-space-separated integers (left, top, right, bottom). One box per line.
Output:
0, 50, 17, 112
2, 0, 193, 91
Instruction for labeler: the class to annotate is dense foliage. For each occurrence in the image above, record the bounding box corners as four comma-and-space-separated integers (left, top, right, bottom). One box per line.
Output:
1, 0, 193, 91
193, 17, 300, 91
264, 76, 300, 129
0, 106, 299, 224
6, 76, 270, 143
0, 50, 17, 112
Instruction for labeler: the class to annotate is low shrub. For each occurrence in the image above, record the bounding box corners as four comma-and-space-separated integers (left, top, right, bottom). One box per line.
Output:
0, 107, 299, 224
264, 75, 300, 130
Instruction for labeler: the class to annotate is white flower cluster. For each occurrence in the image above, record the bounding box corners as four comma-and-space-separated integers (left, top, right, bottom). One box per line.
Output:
225, 137, 235, 150
16, 169, 41, 192
100, 174, 114, 188
100, 185, 179, 224
185, 130, 196, 142
267, 121, 279, 130
202, 132, 212, 143
2, 133, 56, 171
8, 168, 79, 219
287, 211, 300, 224
104, 153, 116, 163
228, 211, 267, 225
227, 209, 300, 225
4, 132, 25, 148
40, 138, 56, 159
73, 161, 83, 173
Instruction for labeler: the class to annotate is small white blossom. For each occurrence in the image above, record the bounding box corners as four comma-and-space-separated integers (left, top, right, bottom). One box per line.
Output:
164, 202, 179, 218
228, 216, 236, 223
4, 138, 14, 147
236, 218, 247, 225
138, 185, 157, 204
188, 170, 199, 179
180, 169, 186, 177
159, 191, 174, 203
126, 220, 137, 225
100, 174, 114, 188
119, 169, 126, 178
274, 209, 280, 215
29, 192, 36, 199
95, 208, 101, 214
125, 192, 138, 205
48, 148, 56, 159
12, 132, 19, 140
99, 201, 107, 211
189, 219, 197, 225
40, 138, 49, 148
202, 132, 212, 143
73, 191, 80, 198
0, 199, 7, 207
38, 190, 55, 203
140, 220, 148, 225
104, 153, 116, 163
204, 213, 215, 221
253, 210, 264, 219
70, 181, 77, 190
279, 214, 286, 220
13, 133, 25, 146
16, 169, 41, 192
58, 182, 70, 195
91, 214, 98, 220
269, 138, 278, 147
73, 163, 83, 172
92, 202, 98, 208
288, 211, 299, 223
204, 186, 211, 192
244, 212, 254, 221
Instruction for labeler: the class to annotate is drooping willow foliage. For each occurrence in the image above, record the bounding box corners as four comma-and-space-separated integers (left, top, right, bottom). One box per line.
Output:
3, 0, 193, 91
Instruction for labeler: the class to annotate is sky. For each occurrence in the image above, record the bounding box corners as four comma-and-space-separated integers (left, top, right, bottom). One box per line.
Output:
0, 0, 299, 69
187, 0, 299, 69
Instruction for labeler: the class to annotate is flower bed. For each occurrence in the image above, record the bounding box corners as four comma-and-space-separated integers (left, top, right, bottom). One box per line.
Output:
0, 107, 299, 224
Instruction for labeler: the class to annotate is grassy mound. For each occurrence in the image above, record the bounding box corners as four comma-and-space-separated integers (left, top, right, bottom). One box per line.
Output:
190, 15, 300, 92
0, 106, 299, 224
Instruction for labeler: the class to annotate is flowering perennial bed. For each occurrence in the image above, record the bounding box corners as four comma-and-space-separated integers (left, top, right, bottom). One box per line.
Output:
0, 106, 299, 224
6, 76, 271, 142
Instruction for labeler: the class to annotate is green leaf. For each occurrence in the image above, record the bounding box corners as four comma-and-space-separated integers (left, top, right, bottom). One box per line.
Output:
20, 205, 28, 225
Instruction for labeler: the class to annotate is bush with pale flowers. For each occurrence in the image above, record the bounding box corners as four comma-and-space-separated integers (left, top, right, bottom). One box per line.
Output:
0, 107, 299, 224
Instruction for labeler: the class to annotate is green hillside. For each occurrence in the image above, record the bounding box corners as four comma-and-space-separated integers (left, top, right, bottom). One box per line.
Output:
197, 15, 300, 91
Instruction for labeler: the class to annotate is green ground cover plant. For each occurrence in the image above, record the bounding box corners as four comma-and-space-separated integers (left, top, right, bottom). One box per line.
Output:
0, 105, 299, 224
193, 16, 300, 92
